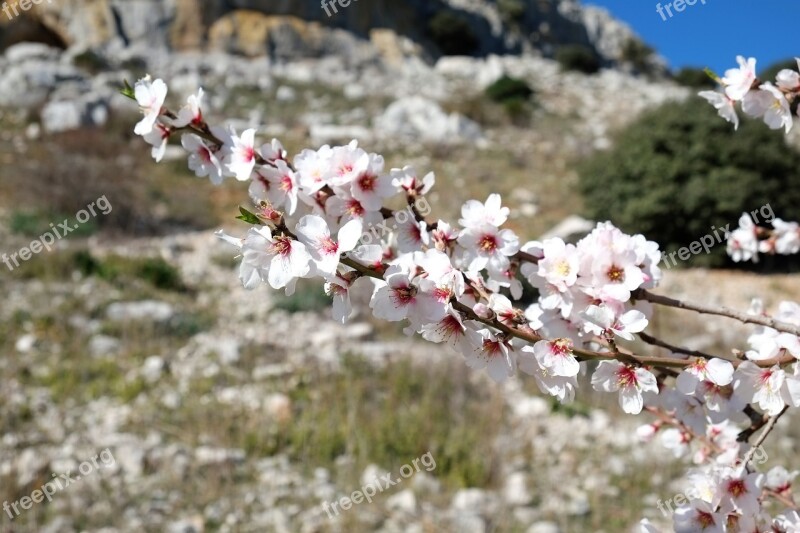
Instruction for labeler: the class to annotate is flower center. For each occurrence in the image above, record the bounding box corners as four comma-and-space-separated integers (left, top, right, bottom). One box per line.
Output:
271, 236, 293, 257
481, 339, 503, 358
346, 199, 365, 217
696, 511, 716, 528
616, 365, 639, 388
727, 479, 747, 498
358, 173, 377, 192
391, 285, 416, 306
551, 338, 573, 356
320, 237, 339, 256
607, 265, 625, 283
479, 234, 497, 253
555, 260, 572, 277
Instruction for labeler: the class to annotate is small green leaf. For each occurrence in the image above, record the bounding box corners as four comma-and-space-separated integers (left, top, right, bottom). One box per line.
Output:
236, 207, 261, 225
704, 67, 722, 85
120, 79, 136, 101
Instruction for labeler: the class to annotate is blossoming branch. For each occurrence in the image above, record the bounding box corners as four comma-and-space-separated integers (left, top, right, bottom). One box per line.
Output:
126, 58, 800, 531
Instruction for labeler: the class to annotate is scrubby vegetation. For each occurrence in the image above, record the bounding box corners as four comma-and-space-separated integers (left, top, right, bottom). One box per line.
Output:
427, 11, 480, 56
556, 44, 601, 74
578, 97, 800, 267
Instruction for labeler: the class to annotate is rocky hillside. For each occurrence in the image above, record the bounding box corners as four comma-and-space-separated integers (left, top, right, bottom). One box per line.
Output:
0, 0, 656, 68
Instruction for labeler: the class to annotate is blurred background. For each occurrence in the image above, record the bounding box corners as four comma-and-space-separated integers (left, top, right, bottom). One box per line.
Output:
1, 1, 799, 531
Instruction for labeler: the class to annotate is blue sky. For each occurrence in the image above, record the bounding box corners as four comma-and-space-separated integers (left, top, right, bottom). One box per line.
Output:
585, 0, 800, 74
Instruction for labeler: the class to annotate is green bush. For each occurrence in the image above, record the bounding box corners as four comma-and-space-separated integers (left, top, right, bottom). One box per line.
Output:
72, 49, 111, 74
759, 58, 799, 84
497, 0, 526, 25
555, 45, 601, 74
578, 98, 800, 268
485, 75, 534, 103
673, 67, 715, 88
621, 38, 655, 74
484, 75, 535, 125
427, 11, 479, 56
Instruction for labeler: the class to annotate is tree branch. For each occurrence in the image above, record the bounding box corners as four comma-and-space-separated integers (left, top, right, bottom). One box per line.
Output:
636, 290, 800, 336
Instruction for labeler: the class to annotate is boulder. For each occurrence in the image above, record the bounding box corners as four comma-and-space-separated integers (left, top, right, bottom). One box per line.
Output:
374, 96, 484, 144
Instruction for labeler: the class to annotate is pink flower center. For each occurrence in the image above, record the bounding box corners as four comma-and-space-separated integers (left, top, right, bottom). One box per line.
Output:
550, 338, 573, 356
478, 234, 497, 253
346, 199, 365, 217
241, 146, 255, 162
280, 175, 293, 193
432, 286, 452, 303
358, 173, 377, 192
727, 479, 747, 497
320, 237, 339, 256
616, 365, 639, 388
696, 511, 716, 528
481, 339, 503, 359
436, 315, 463, 340
270, 236, 293, 257
391, 285, 416, 307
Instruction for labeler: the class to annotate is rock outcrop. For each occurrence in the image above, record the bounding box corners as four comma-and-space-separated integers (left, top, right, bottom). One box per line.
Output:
0, 0, 655, 68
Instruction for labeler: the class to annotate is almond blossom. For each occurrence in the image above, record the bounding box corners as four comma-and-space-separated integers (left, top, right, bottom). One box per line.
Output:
676, 358, 735, 395
182, 133, 224, 184
225, 128, 259, 181
722, 56, 757, 101
296, 215, 362, 277
133, 75, 167, 135
591, 360, 658, 414
742, 83, 793, 133
464, 328, 515, 383
523, 337, 580, 378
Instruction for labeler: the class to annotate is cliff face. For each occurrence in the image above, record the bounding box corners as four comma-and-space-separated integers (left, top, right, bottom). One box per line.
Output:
0, 0, 645, 65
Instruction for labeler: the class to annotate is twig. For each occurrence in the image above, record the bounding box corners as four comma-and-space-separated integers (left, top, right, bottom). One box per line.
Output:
637, 290, 800, 336
741, 406, 788, 465
638, 331, 727, 362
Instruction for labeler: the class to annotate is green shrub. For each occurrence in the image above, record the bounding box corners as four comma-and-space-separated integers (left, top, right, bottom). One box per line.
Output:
556, 45, 601, 74
483, 75, 535, 125
427, 11, 479, 56
578, 98, 800, 268
759, 58, 799, 84
497, 0, 526, 25
485, 75, 533, 103
620, 38, 655, 74
72, 49, 111, 74
673, 67, 716, 88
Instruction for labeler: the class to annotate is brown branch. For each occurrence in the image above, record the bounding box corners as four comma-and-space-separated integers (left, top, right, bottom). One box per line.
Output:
636, 290, 800, 336
741, 406, 788, 465
638, 331, 726, 362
